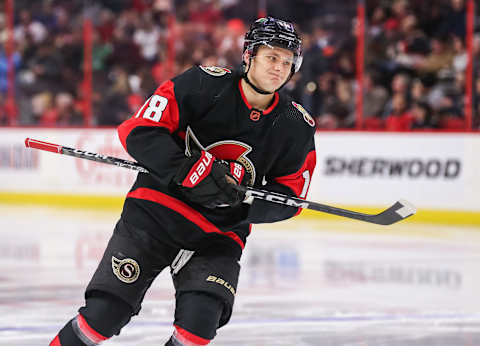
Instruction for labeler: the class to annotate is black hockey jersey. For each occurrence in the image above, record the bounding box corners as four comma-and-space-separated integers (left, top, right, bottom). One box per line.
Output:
118, 66, 316, 255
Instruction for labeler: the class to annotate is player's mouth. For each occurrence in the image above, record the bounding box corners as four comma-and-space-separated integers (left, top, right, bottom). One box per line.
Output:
269, 73, 281, 81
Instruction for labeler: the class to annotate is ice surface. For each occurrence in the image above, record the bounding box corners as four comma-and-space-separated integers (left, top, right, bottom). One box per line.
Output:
1, 205, 479, 345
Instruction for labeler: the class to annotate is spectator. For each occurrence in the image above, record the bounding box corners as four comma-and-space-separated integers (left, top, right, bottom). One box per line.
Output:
133, 13, 164, 63
362, 71, 389, 129
363, 71, 388, 118
384, 0, 410, 34
0, 46, 21, 94
415, 35, 455, 75
382, 72, 411, 118
92, 30, 113, 72
40, 92, 83, 126
109, 24, 144, 73
385, 93, 412, 131
31, 92, 52, 124
187, 0, 223, 28
452, 35, 467, 73
439, 0, 466, 39
410, 77, 429, 104
303, 71, 335, 121
97, 65, 132, 125
317, 78, 354, 129
0, 0, 478, 130
410, 101, 438, 129
438, 107, 466, 129
392, 14, 430, 71
14, 9, 48, 45
28, 41, 63, 93
215, 18, 245, 67
96, 8, 116, 43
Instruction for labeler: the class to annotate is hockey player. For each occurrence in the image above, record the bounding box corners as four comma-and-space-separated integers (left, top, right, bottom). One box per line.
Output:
50, 16, 316, 346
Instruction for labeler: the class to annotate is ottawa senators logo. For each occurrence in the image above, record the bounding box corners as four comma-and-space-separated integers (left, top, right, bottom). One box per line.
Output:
112, 256, 140, 284
199, 66, 232, 77
185, 126, 256, 185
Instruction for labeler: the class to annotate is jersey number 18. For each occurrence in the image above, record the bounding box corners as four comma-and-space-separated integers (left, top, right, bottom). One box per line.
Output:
135, 95, 169, 122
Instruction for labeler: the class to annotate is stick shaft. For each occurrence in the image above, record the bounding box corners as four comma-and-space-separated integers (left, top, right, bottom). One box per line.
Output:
24, 138, 415, 225
25, 138, 149, 173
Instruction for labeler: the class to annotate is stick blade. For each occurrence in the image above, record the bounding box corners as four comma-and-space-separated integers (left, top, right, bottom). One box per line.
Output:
368, 199, 416, 225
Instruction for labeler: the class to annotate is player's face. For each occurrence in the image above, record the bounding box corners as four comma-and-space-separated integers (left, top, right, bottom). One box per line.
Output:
247, 45, 294, 93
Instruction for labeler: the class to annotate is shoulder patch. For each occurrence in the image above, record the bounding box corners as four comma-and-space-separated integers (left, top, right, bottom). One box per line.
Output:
199, 66, 232, 77
292, 101, 315, 127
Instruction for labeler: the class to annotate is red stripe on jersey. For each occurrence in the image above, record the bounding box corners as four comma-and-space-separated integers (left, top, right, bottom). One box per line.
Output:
274, 150, 316, 216
238, 80, 250, 108
174, 325, 211, 345
127, 188, 245, 249
238, 80, 279, 115
49, 335, 61, 346
177, 130, 186, 140
263, 92, 279, 115
118, 80, 180, 151
76, 314, 108, 344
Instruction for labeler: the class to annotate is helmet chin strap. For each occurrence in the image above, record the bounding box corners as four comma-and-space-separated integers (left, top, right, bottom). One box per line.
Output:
243, 73, 273, 95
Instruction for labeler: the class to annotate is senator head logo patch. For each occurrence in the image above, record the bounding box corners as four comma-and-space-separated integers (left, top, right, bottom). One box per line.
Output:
292, 101, 315, 127
199, 66, 231, 77
112, 256, 140, 283
185, 126, 256, 186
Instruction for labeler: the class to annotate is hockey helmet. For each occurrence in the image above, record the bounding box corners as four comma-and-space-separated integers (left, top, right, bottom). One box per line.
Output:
243, 17, 303, 73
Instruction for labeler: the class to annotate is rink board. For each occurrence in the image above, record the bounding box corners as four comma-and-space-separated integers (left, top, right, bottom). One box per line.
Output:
0, 128, 479, 226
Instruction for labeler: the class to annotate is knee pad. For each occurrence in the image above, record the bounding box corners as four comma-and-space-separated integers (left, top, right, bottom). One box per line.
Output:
174, 291, 224, 341
172, 254, 240, 329
79, 291, 133, 338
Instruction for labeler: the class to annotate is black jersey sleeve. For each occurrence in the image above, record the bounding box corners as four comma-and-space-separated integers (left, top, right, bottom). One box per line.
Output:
246, 107, 317, 224
117, 67, 215, 186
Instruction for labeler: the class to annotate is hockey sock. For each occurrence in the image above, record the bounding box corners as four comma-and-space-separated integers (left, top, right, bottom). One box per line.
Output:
164, 325, 211, 346
50, 314, 109, 346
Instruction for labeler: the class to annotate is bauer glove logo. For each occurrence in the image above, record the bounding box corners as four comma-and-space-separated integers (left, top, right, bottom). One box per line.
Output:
182, 151, 214, 187
112, 256, 140, 284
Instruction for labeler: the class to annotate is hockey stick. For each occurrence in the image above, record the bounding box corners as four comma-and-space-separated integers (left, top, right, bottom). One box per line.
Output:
24, 138, 416, 225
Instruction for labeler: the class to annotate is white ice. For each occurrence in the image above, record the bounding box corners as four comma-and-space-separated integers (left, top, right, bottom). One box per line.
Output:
1, 205, 479, 345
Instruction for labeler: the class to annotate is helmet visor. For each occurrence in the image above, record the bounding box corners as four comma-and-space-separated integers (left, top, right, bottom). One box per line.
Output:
247, 40, 303, 73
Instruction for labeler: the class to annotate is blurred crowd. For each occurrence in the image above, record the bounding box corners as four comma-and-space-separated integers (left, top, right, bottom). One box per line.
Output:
0, 0, 478, 130
305, 0, 480, 130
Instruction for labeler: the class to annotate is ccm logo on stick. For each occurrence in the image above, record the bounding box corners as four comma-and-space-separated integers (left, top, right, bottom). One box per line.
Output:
73, 149, 108, 160
249, 190, 309, 208
184, 152, 214, 187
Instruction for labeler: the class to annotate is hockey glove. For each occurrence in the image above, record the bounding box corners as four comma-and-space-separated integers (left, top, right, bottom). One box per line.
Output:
173, 151, 247, 208
218, 159, 252, 189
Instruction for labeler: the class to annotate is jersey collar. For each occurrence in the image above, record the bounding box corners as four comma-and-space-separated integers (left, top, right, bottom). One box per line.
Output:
238, 80, 279, 115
